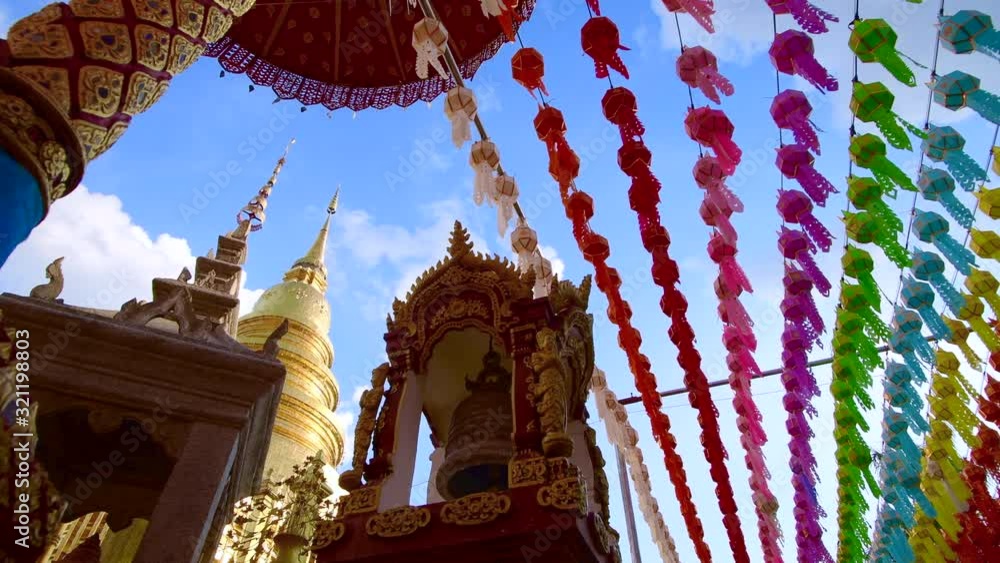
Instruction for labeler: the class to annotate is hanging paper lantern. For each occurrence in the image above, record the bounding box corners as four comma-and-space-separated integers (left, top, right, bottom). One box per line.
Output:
922, 125, 988, 191
783, 266, 825, 342
676, 46, 733, 104
974, 186, 1000, 219
843, 211, 911, 268
885, 363, 929, 428
965, 269, 1000, 320
939, 10, 1000, 61
694, 155, 744, 212
769, 30, 838, 92
511, 47, 548, 97
834, 312, 882, 372
700, 197, 738, 245
940, 317, 982, 369
494, 175, 519, 236
602, 87, 644, 141
444, 87, 478, 147
842, 246, 880, 309
412, 17, 449, 80
849, 19, 920, 87
932, 71, 1000, 125
777, 189, 833, 252
661, 0, 715, 34
709, 233, 752, 294
901, 277, 953, 340
911, 250, 966, 316
778, 227, 831, 295
841, 284, 891, 341
776, 144, 837, 206
685, 107, 742, 175
510, 218, 539, 272
771, 90, 821, 154
849, 134, 916, 193
956, 293, 1000, 352
913, 210, 977, 274
581, 17, 630, 79
970, 229, 1000, 260
892, 307, 936, 364
534, 106, 568, 151
469, 140, 500, 206
850, 82, 926, 150
847, 176, 903, 234
765, 0, 838, 34
917, 167, 976, 229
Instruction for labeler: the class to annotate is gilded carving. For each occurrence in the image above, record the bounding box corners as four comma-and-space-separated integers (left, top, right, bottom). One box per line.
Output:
340, 485, 380, 516
80, 22, 133, 65
310, 519, 345, 550
365, 506, 431, 538
537, 476, 586, 516
72, 119, 108, 161
39, 141, 70, 193
509, 456, 547, 488
202, 7, 233, 43
531, 328, 573, 458
429, 298, 489, 329
131, 0, 174, 27
175, 0, 206, 38
12, 67, 71, 115
123, 72, 159, 115
78, 66, 124, 118
340, 363, 389, 491
167, 35, 205, 75
439, 492, 511, 526
148, 81, 171, 109
7, 21, 74, 60
101, 122, 128, 159
227, 0, 257, 17
70, 0, 126, 18
135, 25, 171, 71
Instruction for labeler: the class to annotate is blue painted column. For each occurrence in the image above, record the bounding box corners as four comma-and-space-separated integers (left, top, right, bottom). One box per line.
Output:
0, 148, 44, 267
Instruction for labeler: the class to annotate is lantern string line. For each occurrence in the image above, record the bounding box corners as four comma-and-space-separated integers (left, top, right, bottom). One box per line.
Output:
671, 13, 704, 158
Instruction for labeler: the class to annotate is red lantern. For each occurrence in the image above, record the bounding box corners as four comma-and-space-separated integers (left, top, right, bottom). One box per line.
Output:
684, 107, 742, 175
676, 46, 734, 104
602, 86, 644, 141
533, 106, 567, 149
581, 17, 630, 80
618, 140, 652, 178
511, 47, 548, 97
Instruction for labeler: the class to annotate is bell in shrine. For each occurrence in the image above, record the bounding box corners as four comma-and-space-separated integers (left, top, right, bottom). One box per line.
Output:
435, 341, 514, 500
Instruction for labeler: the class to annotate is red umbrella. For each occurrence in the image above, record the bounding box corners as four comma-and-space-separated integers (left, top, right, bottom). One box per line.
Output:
207, 0, 536, 111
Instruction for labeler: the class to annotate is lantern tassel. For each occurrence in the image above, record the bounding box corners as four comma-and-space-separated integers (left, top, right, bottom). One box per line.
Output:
876, 47, 918, 87
914, 306, 953, 341
870, 200, 904, 234
931, 278, 966, 317
938, 192, 976, 229
872, 159, 917, 193
800, 214, 834, 253
450, 114, 472, 147
696, 67, 734, 104
711, 184, 745, 213
720, 257, 753, 294
785, 0, 839, 34
935, 234, 978, 275
943, 151, 988, 191
977, 31, 1000, 61
789, 117, 821, 155
797, 165, 838, 207
795, 54, 839, 92
712, 135, 743, 176
967, 90, 1000, 125
723, 297, 755, 340
874, 231, 911, 270
471, 164, 496, 206
874, 113, 916, 151
414, 41, 448, 80
794, 251, 831, 296
672, 0, 716, 34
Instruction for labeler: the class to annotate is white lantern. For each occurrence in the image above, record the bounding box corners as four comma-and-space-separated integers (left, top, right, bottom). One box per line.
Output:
494, 174, 519, 236
412, 18, 449, 80
444, 86, 477, 147
469, 140, 500, 206
510, 219, 538, 271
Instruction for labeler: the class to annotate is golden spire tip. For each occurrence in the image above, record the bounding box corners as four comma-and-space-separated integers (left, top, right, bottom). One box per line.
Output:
328, 185, 341, 215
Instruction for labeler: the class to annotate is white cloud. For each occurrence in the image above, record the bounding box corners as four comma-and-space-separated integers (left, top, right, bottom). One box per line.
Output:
652, 0, 777, 64
0, 186, 266, 318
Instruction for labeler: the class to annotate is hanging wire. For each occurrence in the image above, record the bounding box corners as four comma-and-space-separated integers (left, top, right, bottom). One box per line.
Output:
673, 13, 704, 158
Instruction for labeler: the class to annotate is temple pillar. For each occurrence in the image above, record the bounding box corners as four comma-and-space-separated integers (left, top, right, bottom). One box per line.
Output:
425, 447, 446, 504
0, 0, 256, 266
375, 371, 422, 510
133, 423, 240, 563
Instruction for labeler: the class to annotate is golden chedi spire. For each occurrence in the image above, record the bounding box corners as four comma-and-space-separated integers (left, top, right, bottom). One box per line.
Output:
236, 189, 344, 481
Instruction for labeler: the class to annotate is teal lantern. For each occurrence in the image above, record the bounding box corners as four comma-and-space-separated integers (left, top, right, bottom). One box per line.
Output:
913, 209, 977, 275
932, 70, 999, 125
939, 10, 999, 61
921, 125, 988, 192
917, 166, 975, 228
900, 277, 952, 340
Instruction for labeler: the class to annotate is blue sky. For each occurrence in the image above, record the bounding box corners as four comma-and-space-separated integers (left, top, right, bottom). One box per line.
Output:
1, 1, 998, 562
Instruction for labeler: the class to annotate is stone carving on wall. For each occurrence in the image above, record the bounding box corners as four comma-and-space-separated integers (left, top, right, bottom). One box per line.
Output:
114, 286, 244, 352
29, 257, 65, 302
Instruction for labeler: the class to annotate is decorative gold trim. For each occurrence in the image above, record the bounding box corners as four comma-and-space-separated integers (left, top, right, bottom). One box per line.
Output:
310, 520, 345, 550
365, 506, 430, 538
509, 456, 547, 488
537, 476, 586, 516
71, 0, 126, 18
340, 485, 380, 516
439, 492, 512, 526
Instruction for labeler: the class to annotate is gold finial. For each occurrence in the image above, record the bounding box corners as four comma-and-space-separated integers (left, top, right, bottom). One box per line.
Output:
328, 185, 340, 215
236, 138, 296, 232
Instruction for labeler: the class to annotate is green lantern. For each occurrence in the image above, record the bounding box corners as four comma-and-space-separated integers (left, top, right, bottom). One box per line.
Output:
851, 82, 925, 149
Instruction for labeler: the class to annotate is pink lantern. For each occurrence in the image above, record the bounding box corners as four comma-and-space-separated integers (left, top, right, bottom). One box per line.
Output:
715, 276, 755, 339
776, 144, 838, 207
769, 30, 838, 93
710, 233, 753, 294
676, 46, 734, 104
685, 107, 743, 175
694, 155, 744, 213
779, 227, 831, 295
777, 189, 833, 252
700, 196, 738, 245
661, 0, 716, 34
766, 0, 838, 34
771, 89, 821, 154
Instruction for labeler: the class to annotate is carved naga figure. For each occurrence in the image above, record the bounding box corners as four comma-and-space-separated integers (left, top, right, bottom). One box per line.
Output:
531, 328, 573, 457
29, 257, 65, 301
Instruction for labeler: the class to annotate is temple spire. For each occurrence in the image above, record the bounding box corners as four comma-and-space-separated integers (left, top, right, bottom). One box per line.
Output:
295, 186, 340, 271
232, 138, 296, 237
